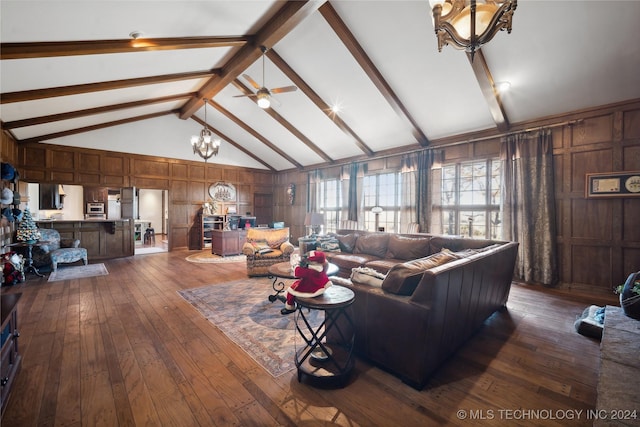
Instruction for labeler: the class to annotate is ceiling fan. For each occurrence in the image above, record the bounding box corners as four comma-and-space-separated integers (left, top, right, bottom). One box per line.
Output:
234, 46, 297, 109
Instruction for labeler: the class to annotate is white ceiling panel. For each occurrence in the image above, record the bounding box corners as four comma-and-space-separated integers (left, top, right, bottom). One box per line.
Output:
214, 85, 326, 166
0, 1, 281, 41
44, 115, 268, 169
11, 101, 184, 140
276, 12, 419, 152
0, 78, 208, 121
1, 48, 231, 92
190, 102, 296, 170
331, 0, 497, 140
1, 1, 638, 171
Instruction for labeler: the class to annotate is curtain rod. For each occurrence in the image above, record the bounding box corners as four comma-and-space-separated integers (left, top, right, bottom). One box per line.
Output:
306, 118, 583, 173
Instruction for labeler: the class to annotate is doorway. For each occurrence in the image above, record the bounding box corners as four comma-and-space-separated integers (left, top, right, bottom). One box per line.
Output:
135, 188, 168, 254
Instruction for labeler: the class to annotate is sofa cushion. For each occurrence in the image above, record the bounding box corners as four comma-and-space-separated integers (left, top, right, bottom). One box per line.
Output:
355, 233, 390, 258
385, 235, 431, 260
381, 250, 459, 295
335, 233, 358, 253
326, 253, 380, 272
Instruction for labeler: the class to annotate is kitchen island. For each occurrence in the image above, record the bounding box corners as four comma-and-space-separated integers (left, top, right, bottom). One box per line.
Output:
36, 218, 135, 261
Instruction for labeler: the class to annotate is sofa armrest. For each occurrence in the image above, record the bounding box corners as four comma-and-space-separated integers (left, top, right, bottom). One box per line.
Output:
280, 241, 294, 255
242, 242, 256, 256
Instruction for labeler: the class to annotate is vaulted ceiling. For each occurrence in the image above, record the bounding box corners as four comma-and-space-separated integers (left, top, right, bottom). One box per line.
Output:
2, 1, 639, 172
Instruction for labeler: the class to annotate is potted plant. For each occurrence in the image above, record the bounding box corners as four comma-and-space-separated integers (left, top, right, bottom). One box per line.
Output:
615, 271, 640, 320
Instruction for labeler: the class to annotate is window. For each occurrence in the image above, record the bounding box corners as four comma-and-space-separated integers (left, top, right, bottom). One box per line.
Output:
362, 172, 402, 233
435, 159, 502, 239
317, 178, 342, 234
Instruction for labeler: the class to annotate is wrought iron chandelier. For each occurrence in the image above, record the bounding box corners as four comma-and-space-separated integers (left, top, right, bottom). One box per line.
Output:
429, 0, 517, 59
190, 98, 221, 162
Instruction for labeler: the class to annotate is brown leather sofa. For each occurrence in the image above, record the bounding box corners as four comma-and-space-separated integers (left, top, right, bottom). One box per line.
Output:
323, 231, 518, 389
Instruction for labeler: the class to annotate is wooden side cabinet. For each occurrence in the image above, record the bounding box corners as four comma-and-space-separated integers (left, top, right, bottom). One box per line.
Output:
1, 293, 22, 418
211, 230, 247, 256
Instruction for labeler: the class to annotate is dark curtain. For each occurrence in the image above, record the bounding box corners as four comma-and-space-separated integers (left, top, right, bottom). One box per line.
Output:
501, 130, 558, 285
400, 153, 418, 230
348, 162, 358, 221
416, 150, 437, 233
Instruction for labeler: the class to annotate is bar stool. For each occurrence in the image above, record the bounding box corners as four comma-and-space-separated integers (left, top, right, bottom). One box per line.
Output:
143, 227, 156, 246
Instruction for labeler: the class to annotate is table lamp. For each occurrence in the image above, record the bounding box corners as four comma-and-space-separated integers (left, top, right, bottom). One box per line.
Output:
304, 212, 325, 237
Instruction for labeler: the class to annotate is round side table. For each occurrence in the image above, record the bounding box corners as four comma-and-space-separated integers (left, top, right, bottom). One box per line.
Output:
293, 285, 355, 388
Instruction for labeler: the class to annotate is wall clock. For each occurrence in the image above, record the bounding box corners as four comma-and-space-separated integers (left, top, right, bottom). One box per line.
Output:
208, 182, 236, 201
625, 175, 640, 193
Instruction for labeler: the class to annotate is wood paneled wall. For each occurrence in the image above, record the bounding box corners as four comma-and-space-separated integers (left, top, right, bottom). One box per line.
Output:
6, 143, 275, 251
275, 100, 640, 296
2, 99, 639, 295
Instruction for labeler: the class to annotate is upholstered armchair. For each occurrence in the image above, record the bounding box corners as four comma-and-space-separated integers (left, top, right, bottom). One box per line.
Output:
241, 227, 294, 276
32, 229, 88, 271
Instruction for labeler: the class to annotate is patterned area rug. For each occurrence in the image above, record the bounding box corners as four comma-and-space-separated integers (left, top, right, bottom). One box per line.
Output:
178, 278, 322, 377
185, 251, 246, 263
48, 263, 109, 282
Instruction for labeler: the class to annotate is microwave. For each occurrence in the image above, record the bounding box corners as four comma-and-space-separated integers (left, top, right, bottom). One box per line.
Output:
86, 202, 105, 214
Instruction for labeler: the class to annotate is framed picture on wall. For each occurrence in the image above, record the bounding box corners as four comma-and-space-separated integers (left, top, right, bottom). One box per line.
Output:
586, 171, 640, 198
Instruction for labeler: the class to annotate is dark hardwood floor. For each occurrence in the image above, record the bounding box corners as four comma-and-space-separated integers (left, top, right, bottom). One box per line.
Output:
1, 250, 617, 426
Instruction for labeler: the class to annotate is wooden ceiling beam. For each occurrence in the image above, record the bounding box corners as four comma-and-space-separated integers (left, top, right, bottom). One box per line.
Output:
319, 2, 429, 147
179, 0, 327, 119
266, 49, 375, 157
2, 93, 196, 129
0, 36, 249, 59
191, 115, 275, 171
16, 111, 173, 144
0, 71, 214, 104
467, 50, 510, 132
232, 79, 333, 164
209, 100, 303, 169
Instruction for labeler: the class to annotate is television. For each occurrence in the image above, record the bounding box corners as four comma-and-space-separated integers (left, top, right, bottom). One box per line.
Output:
239, 216, 256, 229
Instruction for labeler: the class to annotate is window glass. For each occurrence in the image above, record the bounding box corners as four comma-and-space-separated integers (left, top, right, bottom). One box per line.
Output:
435, 159, 502, 239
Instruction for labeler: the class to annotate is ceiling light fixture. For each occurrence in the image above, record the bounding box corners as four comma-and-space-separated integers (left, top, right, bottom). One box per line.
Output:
495, 81, 511, 93
429, 0, 517, 59
190, 98, 221, 162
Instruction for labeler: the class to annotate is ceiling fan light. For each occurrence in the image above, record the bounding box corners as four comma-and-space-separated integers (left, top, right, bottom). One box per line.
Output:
257, 96, 271, 109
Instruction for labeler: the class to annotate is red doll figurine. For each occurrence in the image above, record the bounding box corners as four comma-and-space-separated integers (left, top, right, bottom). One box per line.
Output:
281, 250, 332, 315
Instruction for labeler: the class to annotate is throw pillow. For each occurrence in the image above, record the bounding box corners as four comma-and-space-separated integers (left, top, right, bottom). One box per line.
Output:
319, 237, 341, 253
381, 250, 459, 295
354, 233, 389, 258
385, 234, 431, 260
251, 239, 271, 253
335, 233, 358, 253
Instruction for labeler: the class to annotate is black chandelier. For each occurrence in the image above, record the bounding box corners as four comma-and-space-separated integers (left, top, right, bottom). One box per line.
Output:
190, 98, 221, 162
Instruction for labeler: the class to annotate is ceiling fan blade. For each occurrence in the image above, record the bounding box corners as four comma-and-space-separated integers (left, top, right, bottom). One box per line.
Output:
232, 93, 257, 98
270, 85, 298, 95
242, 74, 261, 90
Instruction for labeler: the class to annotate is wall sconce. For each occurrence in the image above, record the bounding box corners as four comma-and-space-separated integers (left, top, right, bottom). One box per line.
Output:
286, 183, 295, 205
